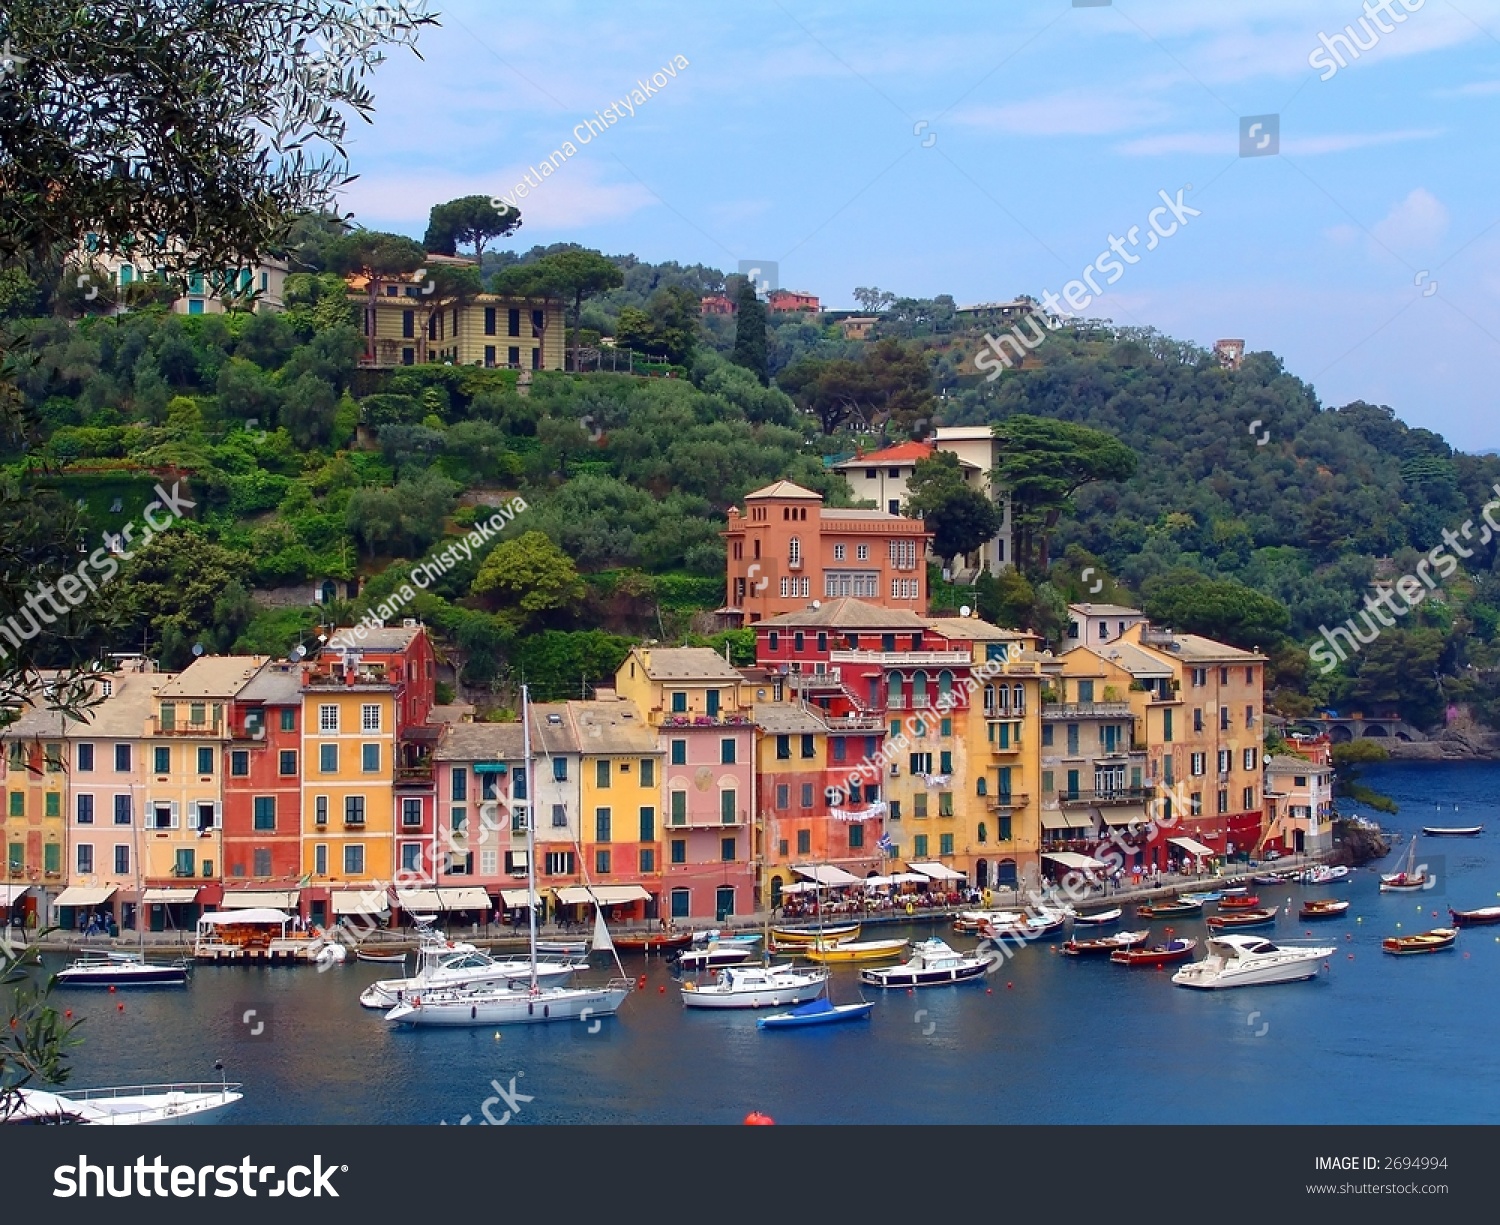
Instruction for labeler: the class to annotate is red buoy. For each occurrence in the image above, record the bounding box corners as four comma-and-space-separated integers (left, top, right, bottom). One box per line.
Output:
116, 1002, 124, 1011
986, 988, 993, 995
744, 1112, 775, 1125
637, 975, 646, 989
108, 985, 116, 994
658, 985, 665, 993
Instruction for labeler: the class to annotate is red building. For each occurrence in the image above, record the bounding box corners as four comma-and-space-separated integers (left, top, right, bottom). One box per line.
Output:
766, 289, 820, 313
700, 294, 736, 315
223, 660, 303, 890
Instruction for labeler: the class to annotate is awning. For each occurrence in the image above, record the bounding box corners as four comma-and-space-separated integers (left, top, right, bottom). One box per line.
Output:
779, 881, 821, 895
142, 888, 200, 904
221, 890, 299, 909
1043, 851, 1108, 870
1039, 809, 1077, 830
331, 890, 389, 916
0, 885, 31, 906
908, 862, 965, 882
473, 762, 508, 773
500, 888, 543, 908
1169, 835, 1216, 857
1101, 805, 1147, 827
396, 887, 492, 911
53, 886, 116, 908
199, 908, 290, 926
861, 873, 929, 887
792, 864, 862, 886
553, 885, 652, 906
509, 851, 528, 869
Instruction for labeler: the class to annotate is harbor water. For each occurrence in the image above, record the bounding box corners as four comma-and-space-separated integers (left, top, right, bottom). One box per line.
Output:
48, 761, 1500, 1125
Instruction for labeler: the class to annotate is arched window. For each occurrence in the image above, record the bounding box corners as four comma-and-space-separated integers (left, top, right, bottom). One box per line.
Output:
912, 670, 929, 708
976, 777, 988, 796
937, 671, 953, 702
788, 537, 801, 566
996, 858, 1018, 887
770, 877, 784, 908
1012, 684, 1025, 713
976, 858, 989, 888
888, 673, 905, 709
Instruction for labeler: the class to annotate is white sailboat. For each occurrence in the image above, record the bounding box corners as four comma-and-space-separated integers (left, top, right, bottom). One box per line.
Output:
1379, 836, 1431, 892
384, 686, 633, 1027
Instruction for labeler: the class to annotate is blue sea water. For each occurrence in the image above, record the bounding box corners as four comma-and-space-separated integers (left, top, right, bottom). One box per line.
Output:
47, 761, 1500, 1125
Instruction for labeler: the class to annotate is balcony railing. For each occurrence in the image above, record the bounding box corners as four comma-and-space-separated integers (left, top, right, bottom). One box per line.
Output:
1057, 787, 1153, 806
788, 673, 844, 692
151, 717, 223, 736
230, 724, 266, 742
657, 712, 754, 727
988, 793, 1030, 810
830, 650, 971, 668
301, 664, 399, 689
666, 808, 747, 829
1041, 701, 1132, 719
823, 712, 886, 732
395, 762, 434, 786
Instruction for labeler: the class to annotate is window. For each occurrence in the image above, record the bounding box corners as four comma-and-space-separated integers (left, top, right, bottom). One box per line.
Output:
1243, 785, 1256, 810
1191, 752, 1205, 777
402, 798, 422, 827
833, 544, 846, 560
319, 744, 337, 773
1162, 709, 1173, 743
196, 746, 214, 775
596, 759, 611, 788
113, 844, 129, 875
550, 757, 568, 783
76, 844, 93, 874
114, 744, 131, 772
595, 808, 611, 842
788, 536, 801, 567
362, 744, 380, 773
1190, 792, 1203, 816
1192, 667, 1206, 687
114, 794, 131, 825
671, 889, 691, 919
1218, 749, 1231, 774
453, 806, 469, 833
1243, 748, 1257, 771
721, 837, 736, 862
174, 849, 194, 877
1220, 706, 1230, 730
401, 308, 415, 338
913, 794, 928, 819
344, 845, 365, 875
670, 839, 686, 865
913, 834, 929, 858
857, 544, 869, 561
671, 692, 687, 713
280, 708, 296, 733
939, 750, 952, 774
888, 800, 901, 821
796, 829, 810, 854
720, 739, 736, 765
152, 747, 169, 774
451, 769, 467, 801
639, 849, 655, 873
1217, 789, 1229, 815
1193, 708, 1203, 733
360, 705, 381, 733
720, 789, 737, 824
909, 752, 932, 775
315, 796, 328, 826
670, 739, 686, 765
77, 743, 94, 772
253, 797, 275, 831
345, 795, 365, 825
151, 801, 175, 830
940, 833, 954, 856
800, 782, 813, 809
595, 849, 611, 875
400, 842, 424, 873
319, 705, 338, 732
670, 791, 686, 825
230, 750, 249, 777
513, 768, 526, 800
484, 306, 496, 335
775, 784, 789, 810
314, 844, 327, 876
43, 791, 59, 818
545, 850, 576, 876
279, 750, 297, 776
75, 793, 94, 825
775, 735, 790, 761
552, 803, 568, 829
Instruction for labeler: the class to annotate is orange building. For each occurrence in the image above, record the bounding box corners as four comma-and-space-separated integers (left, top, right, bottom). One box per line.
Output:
766, 289, 820, 313
723, 481, 931, 624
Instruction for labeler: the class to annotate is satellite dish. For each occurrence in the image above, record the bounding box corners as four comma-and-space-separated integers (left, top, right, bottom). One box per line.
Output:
293, 644, 308, 659
191, 643, 205, 657
960, 605, 972, 618
811, 600, 821, 609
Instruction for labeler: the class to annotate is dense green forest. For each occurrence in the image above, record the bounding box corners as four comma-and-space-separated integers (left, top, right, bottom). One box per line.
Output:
6, 215, 1500, 726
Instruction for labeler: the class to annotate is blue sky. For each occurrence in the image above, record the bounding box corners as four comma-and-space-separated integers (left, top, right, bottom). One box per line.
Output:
337, 0, 1500, 451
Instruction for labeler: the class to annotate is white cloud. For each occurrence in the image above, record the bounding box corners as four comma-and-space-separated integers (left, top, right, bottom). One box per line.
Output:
1115, 126, 1441, 157
949, 90, 1172, 137
1370, 187, 1450, 252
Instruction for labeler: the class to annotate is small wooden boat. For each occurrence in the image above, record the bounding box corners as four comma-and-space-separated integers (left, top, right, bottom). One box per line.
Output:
1072, 908, 1122, 926
800, 938, 908, 964
1136, 899, 1203, 919
613, 931, 693, 952
981, 912, 1066, 940
355, 950, 408, 964
1206, 908, 1278, 930
1422, 825, 1483, 837
952, 911, 1018, 934
535, 940, 589, 957
1381, 927, 1457, 955
757, 997, 874, 1029
1178, 892, 1221, 904
1218, 894, 1261, 910
1300, 899, 1350, 920
1379, 839, 1429, 893
1110, 938, 1197, 967
1449, 906, 1500, 927
1064, 930, 1150, 956
771, 923, 860, 945
1251, 873, 1285, 886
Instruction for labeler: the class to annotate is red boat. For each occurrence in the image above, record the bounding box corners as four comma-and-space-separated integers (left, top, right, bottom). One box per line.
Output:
612, 931, 693, 952
1110, 938, 1197, 966
1206, 908, 1277, 930
1218, 894, 1261, 910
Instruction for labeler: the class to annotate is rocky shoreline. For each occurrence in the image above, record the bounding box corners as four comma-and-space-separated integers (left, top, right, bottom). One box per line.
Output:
1331, 816, 1391, 867
1382, 728, 1500, 761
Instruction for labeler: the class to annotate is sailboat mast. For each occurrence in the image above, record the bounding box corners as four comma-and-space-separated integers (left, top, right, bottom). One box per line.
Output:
522, 684, 539, 992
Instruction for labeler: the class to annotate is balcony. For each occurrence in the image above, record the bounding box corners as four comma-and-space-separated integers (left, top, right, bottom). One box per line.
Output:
823, 712, 886, 732
395, 760, 435, 787
788, 673, 845, 693
831, 650, 970, 669
1041, 701, 1132, 720
301, 664, 399, 690
1056, 787, 1153, 806
666, 808, 747, 830
151, 716, 223, 737
230, 724, 266, 742
988, 793, 1030, 811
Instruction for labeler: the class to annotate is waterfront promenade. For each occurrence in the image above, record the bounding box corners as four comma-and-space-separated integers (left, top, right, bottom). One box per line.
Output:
16, 853, 1330, 955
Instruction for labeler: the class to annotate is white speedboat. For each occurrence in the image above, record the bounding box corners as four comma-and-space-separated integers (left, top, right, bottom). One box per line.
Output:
677, 944, 758, 970
55, 951, 189, 988
681, 963, 828, 1010
360, 942, 580, 1009
5, 1072, 241, 1125
859, 938, 993, 988
1305, 864, 1351, 885
953, 910, 1022, 934
1171, 935, 1336, 990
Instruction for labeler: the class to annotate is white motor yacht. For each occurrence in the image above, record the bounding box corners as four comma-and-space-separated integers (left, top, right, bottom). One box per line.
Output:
681, 963, 828, 1010
4, 1069, 241, 1125
55, 950, 190, 988
1171, 934, 1336, 989
359, 940, 580, 1009
859, 938, 993, 988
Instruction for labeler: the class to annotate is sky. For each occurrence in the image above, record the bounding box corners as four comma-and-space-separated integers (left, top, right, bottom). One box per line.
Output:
334, 0, 1500, 452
